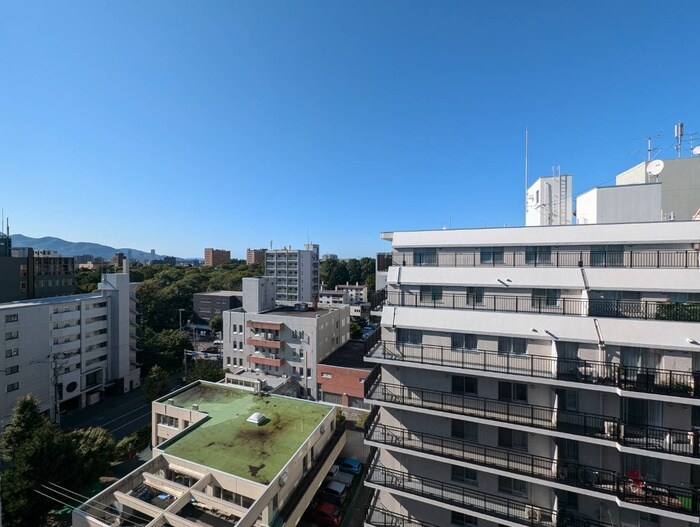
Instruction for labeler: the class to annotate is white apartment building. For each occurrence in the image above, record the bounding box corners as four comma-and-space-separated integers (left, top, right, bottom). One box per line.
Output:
364, 221, 700, 527
223, 277, 350, 399
73, 381, 345, 527
264, 243, 320, 304
0, 268, 140, 425
337, 282, 369, 304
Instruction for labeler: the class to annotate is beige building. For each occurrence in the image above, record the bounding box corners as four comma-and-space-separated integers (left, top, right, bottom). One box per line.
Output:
365, 221, 700, 527
204, 248, 231, 267
72, 381, 345, 527
223, 277, 350, 399
246, 248, 267, 266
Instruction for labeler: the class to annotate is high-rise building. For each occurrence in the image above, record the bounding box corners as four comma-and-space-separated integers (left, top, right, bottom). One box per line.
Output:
264, 244, 320, 303
0, 246, 75, 303
246, 248, 267, 266
0, 264, 140, 424
364, 221, 700, 527
204, 248, 231, 267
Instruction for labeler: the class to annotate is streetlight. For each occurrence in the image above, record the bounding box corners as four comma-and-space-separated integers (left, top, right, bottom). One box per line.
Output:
178, 308, 186, 333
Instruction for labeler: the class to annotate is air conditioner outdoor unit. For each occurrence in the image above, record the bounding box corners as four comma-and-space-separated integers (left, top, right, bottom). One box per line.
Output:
526, 506, 542, 522
604, 420, 616, 437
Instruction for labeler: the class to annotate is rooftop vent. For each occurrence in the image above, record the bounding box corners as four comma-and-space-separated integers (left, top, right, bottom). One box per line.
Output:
247, 412, 267, 425
192, 403, 199, 411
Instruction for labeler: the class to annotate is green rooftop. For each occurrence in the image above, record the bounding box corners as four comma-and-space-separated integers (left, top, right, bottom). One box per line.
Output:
161, 383, 332, 485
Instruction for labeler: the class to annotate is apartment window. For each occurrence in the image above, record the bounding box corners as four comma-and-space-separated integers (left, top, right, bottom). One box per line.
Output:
5, 348, 19, 358
498, 428, 528, 450
532, 288, 560, 307
452, 375, 478, 395
525, 246, 552, 265
451, 466, 478, 485
226, 356, 231, 366
413, 248, 437, 266
498, 381, 527, 403
466, 287, 484, 305
559, 490, 578, 511
5, 331, 19, 341
419, 286, 442, 303
451, 419, 478, 442
559, 439, 579, 461
397, 328, 422, 345
452, 333, 477, 350
451, 511, 477, 526
5, 365, 19, 375
498, 476, 527, 495
6, 382, 19, 393
557, 389, 579, 412
498, 337, 526, 355
480, 247, 504, 265
4, 314, 18, 323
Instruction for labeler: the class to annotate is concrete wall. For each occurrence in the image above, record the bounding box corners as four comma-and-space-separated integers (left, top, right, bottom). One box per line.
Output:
576, 184, 661, 225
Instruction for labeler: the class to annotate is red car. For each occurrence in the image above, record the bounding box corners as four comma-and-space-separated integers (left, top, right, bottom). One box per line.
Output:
305, 501, 343, 527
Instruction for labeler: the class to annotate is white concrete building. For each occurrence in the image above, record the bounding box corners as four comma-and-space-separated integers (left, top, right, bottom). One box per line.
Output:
73, 381, 345, 527
264, 244, 320, 304
0, 268, 140, 425
577, 157, 700, 225
337, 282, 368, 304
364, 221, 700, 527
526, 175, 573, 226
223, 277, 350, 399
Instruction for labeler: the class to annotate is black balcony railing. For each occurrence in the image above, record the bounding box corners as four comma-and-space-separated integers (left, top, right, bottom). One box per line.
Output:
367, 456, 557, 526
365, 378, 699, 458
386, 291, 700, 323
369, 341, 700, 398
396, 249, 700, 269
365, 501, 441, 527
365, 414, 700, 515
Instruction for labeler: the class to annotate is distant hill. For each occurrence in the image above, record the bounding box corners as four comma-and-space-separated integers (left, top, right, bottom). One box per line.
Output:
10, 234, 167, 262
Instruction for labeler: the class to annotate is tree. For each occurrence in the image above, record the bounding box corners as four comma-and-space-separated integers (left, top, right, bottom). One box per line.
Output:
68, 427, 116, 486
140, 329, 192, 372
144, 365, 171, 401
350, 321, 363, 339
185, 360, 225, 384
209, 314, 223, 334
1, 396, 80, 527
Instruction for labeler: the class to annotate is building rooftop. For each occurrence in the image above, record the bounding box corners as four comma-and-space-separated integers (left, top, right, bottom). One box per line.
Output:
160, 383, 332, 484
194, 290, 243, 297
263, 306, 332, 318
0, 292, 102, 310
320, 339, 372, 369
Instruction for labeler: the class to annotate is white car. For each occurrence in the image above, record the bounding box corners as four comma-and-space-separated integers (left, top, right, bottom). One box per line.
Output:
324, 464, 354, 486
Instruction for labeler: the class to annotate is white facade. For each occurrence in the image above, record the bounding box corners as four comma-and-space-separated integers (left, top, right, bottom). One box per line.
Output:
264, 244, 320, 304
223, 278, 350, 399
577, 183, 662, 225
365, 221, 700, 527
0, 270, 140, 424
526, 175, 573, 226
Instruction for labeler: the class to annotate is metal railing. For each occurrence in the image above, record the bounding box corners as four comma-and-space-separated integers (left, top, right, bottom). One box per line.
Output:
365, 378, 699, 457
386, 291, 700, 322
367, 456, 557, 526
365, 502, 441, 527
396, 249, 700, 269
365, 415, 700, 515
370, 341, 700, 398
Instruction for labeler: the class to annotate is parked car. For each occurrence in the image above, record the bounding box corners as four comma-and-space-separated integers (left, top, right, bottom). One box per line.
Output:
337, 457, 362, 476
305, 501, 343, 527
324, 465, 354, 486
317, 480, 348, 506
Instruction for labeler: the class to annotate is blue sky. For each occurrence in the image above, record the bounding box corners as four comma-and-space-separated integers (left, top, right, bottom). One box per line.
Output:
1, 1, 698, 258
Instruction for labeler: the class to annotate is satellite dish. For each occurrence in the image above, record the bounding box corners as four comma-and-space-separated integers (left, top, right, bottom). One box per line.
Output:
692, 146, 700, 156
647, 159, 665, 177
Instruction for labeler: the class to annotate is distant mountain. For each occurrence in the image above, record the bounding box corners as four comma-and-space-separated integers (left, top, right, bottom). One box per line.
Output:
10, 234, 168, 262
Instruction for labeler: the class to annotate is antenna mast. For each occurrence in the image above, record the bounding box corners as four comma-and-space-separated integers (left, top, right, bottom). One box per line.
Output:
675, 122, 684, 157
525, 128, 529, 218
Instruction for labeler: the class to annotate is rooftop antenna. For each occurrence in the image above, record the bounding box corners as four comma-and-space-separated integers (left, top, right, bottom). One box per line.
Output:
647, 159, 665, 182
675, 122, 684, 157
269, 240, 273, 250
525, 128, 529, 217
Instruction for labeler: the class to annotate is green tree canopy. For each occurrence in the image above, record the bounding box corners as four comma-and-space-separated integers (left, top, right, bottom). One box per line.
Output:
185, 360, 225, 384
209, 313, 223, 333
143, 365, 171, 401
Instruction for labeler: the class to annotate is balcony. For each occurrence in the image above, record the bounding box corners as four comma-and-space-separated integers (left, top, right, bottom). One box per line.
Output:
247, 354, 284, 367
369, 341, 700, 399
365, 416, 700, 516
247, 337, 284, 350
396, 249, 700, 269
387, 291, 700, 322
366, 456, 558, 526
365, 379, 698, 457
247, 321, 284, 331
365, 494, 441, 527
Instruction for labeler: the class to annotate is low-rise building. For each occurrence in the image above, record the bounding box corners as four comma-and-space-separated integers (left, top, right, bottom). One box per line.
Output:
72, 381, 345, 527
336, 282, 368, 304
317, 339, 373, 408
318, 289, 349, 307
193, 290, 243, 322
223, 277, 350, 399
